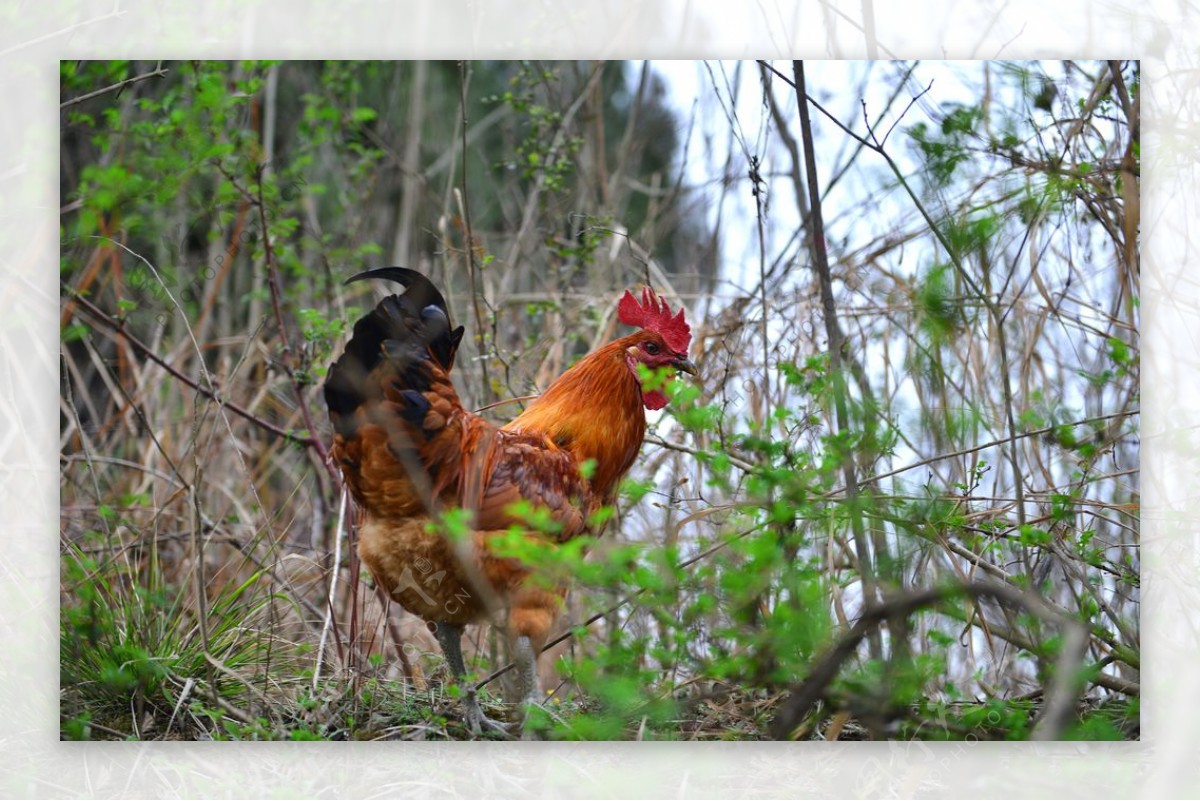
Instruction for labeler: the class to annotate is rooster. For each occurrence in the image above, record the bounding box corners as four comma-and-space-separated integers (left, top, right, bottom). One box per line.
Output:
323, 267, 695, 735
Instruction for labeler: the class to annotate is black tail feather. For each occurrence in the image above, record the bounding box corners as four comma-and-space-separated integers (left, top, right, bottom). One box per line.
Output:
324, 268, 465, 437
344, 267, 464, 371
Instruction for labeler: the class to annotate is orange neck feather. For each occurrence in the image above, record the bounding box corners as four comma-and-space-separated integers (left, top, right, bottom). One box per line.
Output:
503, 336, 646, 499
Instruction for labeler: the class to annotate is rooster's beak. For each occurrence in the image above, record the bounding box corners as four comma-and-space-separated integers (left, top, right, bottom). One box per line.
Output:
672, 357, 699, 376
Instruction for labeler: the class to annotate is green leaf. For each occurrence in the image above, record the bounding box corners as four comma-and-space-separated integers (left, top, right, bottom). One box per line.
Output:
1018, 525, 1051, 546
63, 323, 90, 343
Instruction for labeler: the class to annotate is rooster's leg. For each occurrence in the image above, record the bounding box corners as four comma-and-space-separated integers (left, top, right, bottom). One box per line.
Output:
512, 635, 548, 740
512, 635, 542, 707
432, 622, 511, 737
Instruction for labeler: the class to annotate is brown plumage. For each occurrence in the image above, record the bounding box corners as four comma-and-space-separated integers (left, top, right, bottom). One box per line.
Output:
323, 268, 696, 735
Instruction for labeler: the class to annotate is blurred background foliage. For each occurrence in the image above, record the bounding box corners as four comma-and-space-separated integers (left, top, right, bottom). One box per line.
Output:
60, 59, 1138, 741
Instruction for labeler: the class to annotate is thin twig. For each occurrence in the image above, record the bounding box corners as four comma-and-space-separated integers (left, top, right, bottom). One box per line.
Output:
248, 162, 338, 481
456, 61, 494, 407
64, 287, 317, 447
792, 59, 884, 662
475, 524, 766, 690
314, 488, 349, 691
60, 63, 168, 109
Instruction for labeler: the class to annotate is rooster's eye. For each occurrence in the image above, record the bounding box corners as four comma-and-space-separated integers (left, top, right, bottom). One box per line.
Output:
644, 341, 660, 355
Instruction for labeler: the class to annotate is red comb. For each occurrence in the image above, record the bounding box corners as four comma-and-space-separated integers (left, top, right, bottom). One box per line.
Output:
617, 286, 691, 354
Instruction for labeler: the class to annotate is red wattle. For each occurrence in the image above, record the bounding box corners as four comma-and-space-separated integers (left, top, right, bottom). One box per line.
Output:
642, 390, 668, 410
